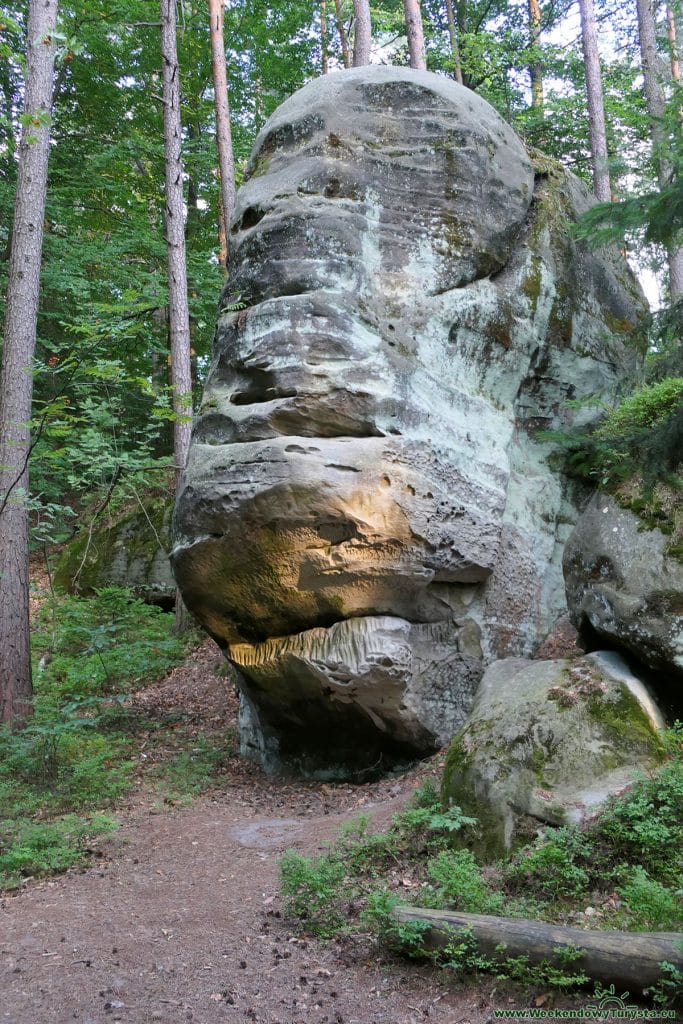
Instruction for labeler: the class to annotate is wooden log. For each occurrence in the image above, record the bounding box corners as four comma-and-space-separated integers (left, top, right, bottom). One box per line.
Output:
392, 905, 683, 993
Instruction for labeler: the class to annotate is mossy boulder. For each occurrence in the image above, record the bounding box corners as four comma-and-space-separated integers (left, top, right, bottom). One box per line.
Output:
442, 651, 665, 860
55, 501, 174, 607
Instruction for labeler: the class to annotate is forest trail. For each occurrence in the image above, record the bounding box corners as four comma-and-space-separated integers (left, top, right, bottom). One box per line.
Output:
0, 641, 492, 1024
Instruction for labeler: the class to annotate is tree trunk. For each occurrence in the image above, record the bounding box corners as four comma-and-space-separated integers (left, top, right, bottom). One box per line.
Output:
445, 0, 464, 84
0, 0, 59, 727
404, 0, 427, 70
393, 906, 683, 993
333, 0, 352, 68
353, 0, 372, 66
636, 0, 683, 297
321, 0, 329, 74
528, 0, 544, 109
160, 0, 193, 509
578, 0, 611, 201
208, 0, 236, 269
667, 3, 681, 80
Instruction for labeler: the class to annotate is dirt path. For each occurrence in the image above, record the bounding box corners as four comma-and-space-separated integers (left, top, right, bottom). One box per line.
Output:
0, 770, 498, 1024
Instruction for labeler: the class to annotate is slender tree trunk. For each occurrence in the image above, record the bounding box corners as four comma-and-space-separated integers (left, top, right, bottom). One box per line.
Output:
667, 3, 681, 79
528, 0, 544, 109
353, 0, 372, 66
445, 0, 464, 84
333, 0, 352, 68
208, 0, 236, 270
636, 0, 683, 297
404, 0, 427, 70
0, 0, 59, 727
578, 0, 611, 201
321, 0, 329, 74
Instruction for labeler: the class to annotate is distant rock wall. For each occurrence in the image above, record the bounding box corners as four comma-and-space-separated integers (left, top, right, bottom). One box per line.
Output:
172, 67, 647, 775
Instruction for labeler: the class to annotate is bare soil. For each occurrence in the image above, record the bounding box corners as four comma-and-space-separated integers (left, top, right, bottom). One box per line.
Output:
0, 639, 608, 1024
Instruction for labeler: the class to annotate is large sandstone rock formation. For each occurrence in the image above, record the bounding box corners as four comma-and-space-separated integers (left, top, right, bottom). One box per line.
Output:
172, 67, 646, 774
441, 651, 665, 858
564, 493, 683, 681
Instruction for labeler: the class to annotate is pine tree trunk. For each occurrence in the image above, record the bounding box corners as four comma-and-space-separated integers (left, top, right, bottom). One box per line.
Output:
353, 0, 372, 66
333, 0, 352, 68
578, 0, 611, 201
528, 0, 544, 109
208, 0, 236, 269
0, 0, 59, 727
321, 0, 329, 74
404, 0, 427, 70
636, 0, 683, 298
445, 0, 464, 84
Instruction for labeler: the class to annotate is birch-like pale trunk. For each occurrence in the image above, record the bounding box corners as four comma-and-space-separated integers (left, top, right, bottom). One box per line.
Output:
353, 0, 372, 66
404, 0, 427, 70
636, 0, 683, 297
160, 1, 193, 492
528, 0, 544, 109
333, 0, 352, 68
0, 0, 59, 726
321, 0, 329, 74
208, 0, 236, 268
578, 0, 612, 201
445, 0, 464, 84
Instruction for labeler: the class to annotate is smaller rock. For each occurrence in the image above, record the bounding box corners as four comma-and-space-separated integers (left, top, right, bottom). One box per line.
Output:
442, 650, 666, 860
563, 492, 683, 681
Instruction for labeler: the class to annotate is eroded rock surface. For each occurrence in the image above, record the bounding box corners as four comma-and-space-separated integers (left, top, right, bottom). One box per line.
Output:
172, 67, 646, 774
442, 651, 665, 858
564, 493, 683, 681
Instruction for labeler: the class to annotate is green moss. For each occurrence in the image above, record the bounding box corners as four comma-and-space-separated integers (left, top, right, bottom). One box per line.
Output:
441, 730, 473, 804
522, 256, 543, 311
587, 685, 666, 760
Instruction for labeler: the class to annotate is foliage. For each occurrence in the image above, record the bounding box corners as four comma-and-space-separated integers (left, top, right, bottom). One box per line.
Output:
150, 731, 236, 802
0, 584, 216, 889
280, 729, 683, 988
0, 813, 117, 889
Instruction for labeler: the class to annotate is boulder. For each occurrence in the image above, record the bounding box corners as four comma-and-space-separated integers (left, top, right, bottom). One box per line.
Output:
172, 66, 647, 774
55, 502, 175, 607
564, 492, 683, 681
442, 651, 666, 859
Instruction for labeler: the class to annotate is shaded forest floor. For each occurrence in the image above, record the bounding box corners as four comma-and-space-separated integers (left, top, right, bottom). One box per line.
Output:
2, 567, 674, 1023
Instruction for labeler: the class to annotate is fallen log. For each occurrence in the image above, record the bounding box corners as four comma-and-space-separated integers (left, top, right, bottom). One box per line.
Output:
392, 905, 683, 993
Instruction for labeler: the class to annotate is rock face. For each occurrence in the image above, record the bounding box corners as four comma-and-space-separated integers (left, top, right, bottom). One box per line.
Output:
172, 67, 646, 774
442, 651, 665, 859
56, 504, 175, 607
564, 493, 683, 681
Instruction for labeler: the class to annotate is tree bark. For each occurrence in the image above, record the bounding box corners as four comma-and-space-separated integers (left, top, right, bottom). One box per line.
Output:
393, 906, 683, 993
208, 0, 236, 269
321, 0, 329, 74
333, 0, 352, 68
0, 0, 59, 727
353, 0, 372, 66
636, 0, 683, 297
445, 0, 464, 84
578, 0, 611, 201
667, 3, 681, 80
404, 0, 427, 70
528, 0, 544, 109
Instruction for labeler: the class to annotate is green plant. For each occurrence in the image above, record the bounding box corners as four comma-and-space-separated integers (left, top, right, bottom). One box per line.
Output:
361, 889, 431, 956
427, 849, 504, 914
617, 867, 683, 931
505, 832, 590, 899
0, 814, 117, 889
152, 732, 236, 800
279, 849, 348, 938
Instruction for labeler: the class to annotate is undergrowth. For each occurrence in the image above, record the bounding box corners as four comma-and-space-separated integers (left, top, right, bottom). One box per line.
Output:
0, 585, 232, 889
280, 729, 683, 999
